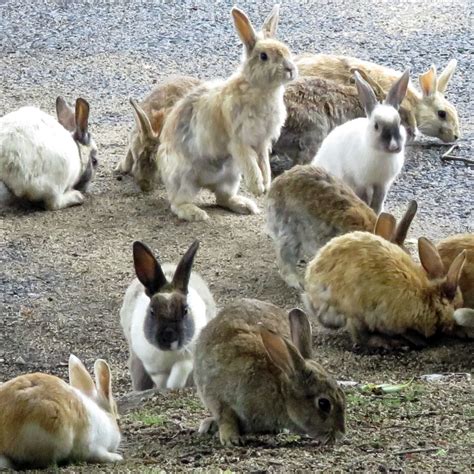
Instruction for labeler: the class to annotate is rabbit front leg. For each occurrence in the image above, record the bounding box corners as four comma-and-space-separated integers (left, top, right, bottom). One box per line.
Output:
129, 351, 154, 391
229, 141, 265, 196
370, 184, 388, 215
217, 405, 242, 446
88, 447, 123, 464
44, 189, 84, 210
114, 149, 133, 174
0, 455, 14, 470
257, 142, 272, 192
166, 359, 193, 389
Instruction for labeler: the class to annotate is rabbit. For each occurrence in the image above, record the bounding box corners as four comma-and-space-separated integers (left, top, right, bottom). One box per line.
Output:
303, 231, 473, 350
312, 70, 409, 214
120, 240, 216, 391
295, 54, 460, 143
194, 298, 346, 446
437, 233, 474, 308
158, 5, 297, 221
0, 354, 121, 470
0, 97, 98, 210
266, 164, 418, 288
115, 76, 201, 192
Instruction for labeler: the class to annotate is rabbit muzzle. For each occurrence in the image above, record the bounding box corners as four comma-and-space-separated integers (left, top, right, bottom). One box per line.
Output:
283, 59, 297, 81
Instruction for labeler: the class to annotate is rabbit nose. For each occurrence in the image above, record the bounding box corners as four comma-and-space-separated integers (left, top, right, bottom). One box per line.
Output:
162, 327, 178, 344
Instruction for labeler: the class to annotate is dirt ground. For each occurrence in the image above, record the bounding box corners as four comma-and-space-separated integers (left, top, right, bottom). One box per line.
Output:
1, 0, 473, 472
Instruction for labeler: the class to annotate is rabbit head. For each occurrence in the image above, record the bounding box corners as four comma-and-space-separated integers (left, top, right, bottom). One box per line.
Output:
355, 69, 409, 154
68, 354, 119, 424
260, 308, 346, 442
132, 240, 199, 351
232, 6, 297, 89
56, 97, 98, 192
416, 60, 460, 142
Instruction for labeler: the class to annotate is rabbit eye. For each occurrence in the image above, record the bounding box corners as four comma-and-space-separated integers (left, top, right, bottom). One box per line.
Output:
437, 110, 447, 120
183, 305, 189, 316
374, 123, 379, 131
317, 397, 331, 413
149, 307, 155, 317
260, 52, 268, 61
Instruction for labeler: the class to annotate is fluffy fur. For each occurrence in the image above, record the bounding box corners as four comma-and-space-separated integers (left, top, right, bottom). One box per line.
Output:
0, 97, 97, 210
296, 54, 460, 142
303, 232, 472, 350
194, 298, 345, 446
120, 241, 216, 390
0, 355, 121, 469
312, 71, 409, 214
266, 164, 417, 287
158, 6, 296, 221
437, 233, 474, 308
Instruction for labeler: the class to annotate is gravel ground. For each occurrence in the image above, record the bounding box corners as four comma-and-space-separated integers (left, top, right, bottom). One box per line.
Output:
1, 0, 473, 472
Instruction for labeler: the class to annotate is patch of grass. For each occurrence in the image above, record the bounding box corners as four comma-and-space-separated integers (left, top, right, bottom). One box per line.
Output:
128, 410, 166, 426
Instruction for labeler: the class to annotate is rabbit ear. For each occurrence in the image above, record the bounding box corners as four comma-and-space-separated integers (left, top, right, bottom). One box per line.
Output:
130, 98, 156, 139
56, 96, 76, 132
437, 59, 457, 94
69, 354, 96, 398
418, 237, 446, 280
261, 4, 280, 38
454, 308, 474, 328
132, 241, 168, 296
419, 66, 438, 97
385, 69, 410, 110
289, 308, 312, 359
374, 213, 396, 241
392, 200, 417, 246
351, 68, 385, 100
232, 7, 257, 52
260, 326, 297, 376
354, 71, 377, 116
74, 98, 90, 144
172, 240, 199, 293
94, 359, 113, 404
442, 250, 466, 301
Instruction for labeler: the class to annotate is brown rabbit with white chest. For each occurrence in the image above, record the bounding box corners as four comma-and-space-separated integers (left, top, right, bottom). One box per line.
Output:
194, 298, 345, 446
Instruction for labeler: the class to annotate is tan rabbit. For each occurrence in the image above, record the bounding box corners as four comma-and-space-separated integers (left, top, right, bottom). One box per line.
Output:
194, 298, 345, 446
115, 77, 201, 192
158, 5, 297, 221
296, 54, 460, 143
266, 164, 417, 288
303, 232, 472, 350
0, 355, 121, 469
437, 233, 474, 308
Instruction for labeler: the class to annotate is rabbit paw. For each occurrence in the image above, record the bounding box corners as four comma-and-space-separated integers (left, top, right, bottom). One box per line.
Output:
199, 417, 218, 435
219, 427, 243, 447
246, 176, 265, 197
171, 203, 209, 222
217, 195, 260, 215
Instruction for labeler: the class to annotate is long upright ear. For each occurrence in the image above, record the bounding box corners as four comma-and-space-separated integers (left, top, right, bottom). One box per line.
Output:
437, 59, 457, 94
69, 354, 96, 397
172, 240, 199, 293
393, 200, 418, 246
288, 308, 312, 359
454, 308, 474, 328
385, 69, 410, 110
74, 98, 90, 144
260, 326, 296, 376
130, 98, 156, 140
442, 250, 466, 301
352, 68, 385, 100
132, 241, 168, 296
94, 359, 113, 403
418, 237, 446, 279
231, 7, 257, 52
374, 213, 396, 241
354, 71, 378, 116
419, 66, 438, 97
261, 4, 280, 38
56, 96, 76, 132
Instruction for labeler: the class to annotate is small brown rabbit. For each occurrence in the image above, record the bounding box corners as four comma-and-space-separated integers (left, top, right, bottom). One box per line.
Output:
194, 298, 346, 446
115, 77, 201, 192
304, 232, 473, 350
295, 54, 460, 143
437, 233, 474, 308
266, 164, 417, 288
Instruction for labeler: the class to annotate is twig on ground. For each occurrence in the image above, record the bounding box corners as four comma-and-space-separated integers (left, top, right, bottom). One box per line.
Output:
441, 144, 474, 165
395, 447, 442, 455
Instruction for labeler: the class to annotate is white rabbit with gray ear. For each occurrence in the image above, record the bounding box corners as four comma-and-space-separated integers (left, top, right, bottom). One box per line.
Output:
312, 69, 410, 214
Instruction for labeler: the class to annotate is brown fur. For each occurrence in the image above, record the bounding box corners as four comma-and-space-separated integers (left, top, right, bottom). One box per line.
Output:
437, 233, 474, 308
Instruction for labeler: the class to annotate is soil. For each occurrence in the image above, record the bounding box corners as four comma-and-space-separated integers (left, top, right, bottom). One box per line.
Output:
1, 0, 473, 472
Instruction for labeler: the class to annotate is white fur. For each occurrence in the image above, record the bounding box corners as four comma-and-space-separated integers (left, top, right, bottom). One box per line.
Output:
120, 264, 216, 390
0, 106, 90, 209
312, 106, 406, 214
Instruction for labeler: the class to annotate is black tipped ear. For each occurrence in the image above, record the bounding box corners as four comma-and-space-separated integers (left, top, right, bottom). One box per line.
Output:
132, 241, 167, 296
74, 98, 90, 145
172, 240, 199, 293
354, 71, 378, 116
56, 96, 76, 132
289, 308, 312, 359
385, 69, 410, 110
393, 200, 417, 246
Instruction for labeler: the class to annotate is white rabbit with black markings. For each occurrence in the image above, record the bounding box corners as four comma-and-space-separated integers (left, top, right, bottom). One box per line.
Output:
120, 240, 216, 391
312, 70, 410, 214
0, 97, 98, 210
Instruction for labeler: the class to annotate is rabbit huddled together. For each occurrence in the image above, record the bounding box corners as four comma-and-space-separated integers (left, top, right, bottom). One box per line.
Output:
1, 2, 471, 470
